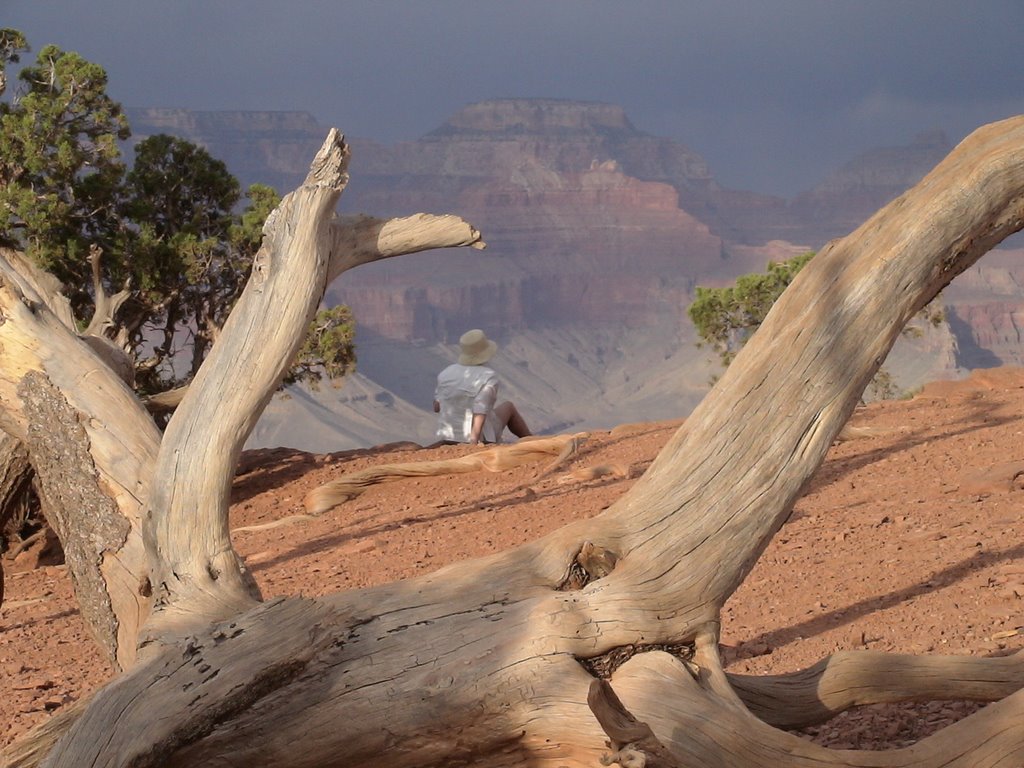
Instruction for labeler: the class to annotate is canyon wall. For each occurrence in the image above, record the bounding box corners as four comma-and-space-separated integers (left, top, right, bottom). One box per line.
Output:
330, 158, 733, 342
127, 101, 1024, 448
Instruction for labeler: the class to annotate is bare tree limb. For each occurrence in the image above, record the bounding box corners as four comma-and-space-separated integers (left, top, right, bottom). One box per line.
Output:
304, 433, 584, 514
82, 244, 131, 338
609, 651, 1024, 768
730, 649, 1024, 728
0, 247, 75, 328
0, 255, 158, 670
18, 117, 1024, 768
326, 212, 485, 282
140, 129, 352, 640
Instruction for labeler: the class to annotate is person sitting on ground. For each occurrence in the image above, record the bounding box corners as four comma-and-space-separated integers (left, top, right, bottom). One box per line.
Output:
433, 328, 532, 445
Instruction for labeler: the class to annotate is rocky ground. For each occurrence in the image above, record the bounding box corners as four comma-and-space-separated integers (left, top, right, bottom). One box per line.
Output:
2, 367, 1023, 754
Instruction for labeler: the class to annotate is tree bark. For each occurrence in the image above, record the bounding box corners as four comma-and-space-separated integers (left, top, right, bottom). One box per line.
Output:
0, 251, 159, 670
0, 429, 32, 536
7, 117, 1024, 766
0, 428, 33, 605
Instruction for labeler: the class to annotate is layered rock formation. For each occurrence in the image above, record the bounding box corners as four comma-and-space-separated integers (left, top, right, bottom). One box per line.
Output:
332, 158, 731, 342
790, 130, 954, 243
944, 249, 1024, 369
125, 100, 1024, 449
324, 100, 800, 345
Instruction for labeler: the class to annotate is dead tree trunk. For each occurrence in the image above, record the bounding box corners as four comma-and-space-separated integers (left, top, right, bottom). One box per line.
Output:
3, 119, 1024, 767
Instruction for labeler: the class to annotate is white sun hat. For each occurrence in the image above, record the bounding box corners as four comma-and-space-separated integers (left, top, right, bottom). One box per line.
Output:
458, 328, 498, 366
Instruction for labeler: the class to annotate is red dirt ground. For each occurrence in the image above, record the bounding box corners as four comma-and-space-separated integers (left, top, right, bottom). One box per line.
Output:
2, 367, 1023, 754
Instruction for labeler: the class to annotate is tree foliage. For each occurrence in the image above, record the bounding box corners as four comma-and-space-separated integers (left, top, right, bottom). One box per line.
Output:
121, 136, 246, 391
688, 251, 814, 367
688, 251, 945, 396
287, 304, 358, 388
0, 28, 28, 96
0, 38, 128, 284
0, 31, 354, 396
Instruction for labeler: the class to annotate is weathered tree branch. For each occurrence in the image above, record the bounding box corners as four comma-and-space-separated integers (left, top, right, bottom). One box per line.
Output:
141, 135, 495, 643
82, 244, 131, 338
326, 212, 485, 282
0, 254, 158, 670
15, 117, 1024, 767
304, 433, 583, 514
139, 130, 352, 641
0, 428, 32, 606
607, 651, 1024, 768
140, 383, 189, 414
0, 130, 496, 766
1, 699, 91, 768
588, 678, 679, 767
0, 247, 76, 329
730, 649, 1024, 728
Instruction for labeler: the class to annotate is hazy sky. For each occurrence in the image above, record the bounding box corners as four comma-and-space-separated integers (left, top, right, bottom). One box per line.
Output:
6, 1, 1024, 197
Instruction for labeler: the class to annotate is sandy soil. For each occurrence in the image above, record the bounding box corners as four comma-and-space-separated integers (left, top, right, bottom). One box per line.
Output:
2, 367, 1023, 755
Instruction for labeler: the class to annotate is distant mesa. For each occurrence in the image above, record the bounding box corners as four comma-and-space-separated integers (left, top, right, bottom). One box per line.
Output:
127, 107, 323, 134
428, 98, 639, 136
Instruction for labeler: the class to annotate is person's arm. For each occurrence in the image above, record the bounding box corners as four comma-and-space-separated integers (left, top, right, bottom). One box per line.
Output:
469, 376, 498, 445
468, 412, 486, 444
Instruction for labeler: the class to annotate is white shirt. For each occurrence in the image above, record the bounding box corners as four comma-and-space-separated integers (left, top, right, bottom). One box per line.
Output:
434, 363, 500, 443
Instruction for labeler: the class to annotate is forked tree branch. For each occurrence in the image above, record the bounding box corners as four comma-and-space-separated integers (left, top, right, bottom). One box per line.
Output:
605, 650, 1024, 768
82, 244, 131, 338
20, 118, 1024, 767
141, 132, 493, 641
0, 131, 493, 761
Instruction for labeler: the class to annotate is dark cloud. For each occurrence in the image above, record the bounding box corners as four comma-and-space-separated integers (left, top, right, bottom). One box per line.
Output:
6, 0, 1023, 196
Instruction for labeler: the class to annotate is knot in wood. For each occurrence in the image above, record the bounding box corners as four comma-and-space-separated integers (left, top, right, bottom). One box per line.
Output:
557, 540, 619, 590
580, 642, 695, 680
601, 746, 647, 768
251, 249, 270, 288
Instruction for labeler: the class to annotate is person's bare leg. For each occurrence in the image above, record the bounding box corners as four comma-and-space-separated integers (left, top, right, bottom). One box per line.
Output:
506, 403, 531, 438
493, 401, 532, 440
